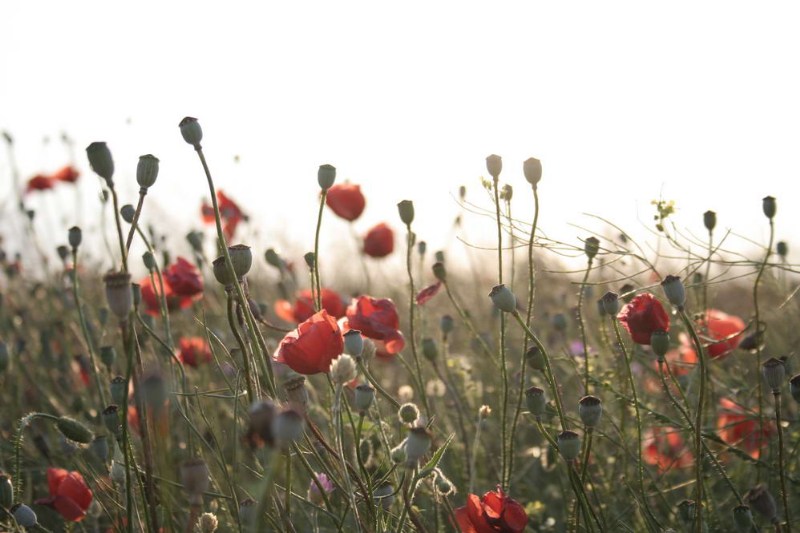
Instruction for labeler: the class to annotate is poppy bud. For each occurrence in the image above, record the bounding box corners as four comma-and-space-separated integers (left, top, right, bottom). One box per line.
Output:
228, 244, 253, 278
398, 403, 420, 425
0, 341, 9, 374
762, 358, 786, 394
584, 237, 600, 260
397, 200, 415, 226
181, 458, 210, 505
142, 251, 156, 272
110, 376, 127, 406
523, 157, 543, 188
343, 330, 364, 358
526, 346, 545, 371
485, 154, 502, 180
211, 256, 235, 287
11, 503, 38, 527
601, 292, 620, 315
677, 499, 696, 524
179, 117, 203, 148
489, 284, 516, 313
86, 142, 114, 184
650, 330, 670, 362
790, 374, 800, 404
284, 376, 308, 414
68, 226, 82, 250
777, 241, 788, 259
578, 395, 602, 428
762, 196, 776, 219
119, 204, 135, 224
432, 261, 447, 282
102, 405, 121, 437
557, 430, 581, 461
56, 416, 94, 444
434, 250, 445, 263
405, 427, 432, 466
732, 505, 754, 532
703, 210, 716, 232
661, 275, 686, 309
264, 248, 282, 269
238, 498, 257, 522
330, 355, 356, 385
525, 387, 546, 417
440, 315, 454, 335
317, 164, 336, 190
271, 408, 305, 445
421, 337, 438, 361
355, 384, 375, 413
56, 245, 70, 262
744, 484, 777, 523
304, 252, 316, 268
103, 271, 132, 320
0, 473, 12, 510
136, 154, 159, 189
434, 470, 455, 495
417, 240, 427, 256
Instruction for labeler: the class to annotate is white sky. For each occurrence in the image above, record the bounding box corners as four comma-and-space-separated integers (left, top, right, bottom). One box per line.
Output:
2, 1, 799, 277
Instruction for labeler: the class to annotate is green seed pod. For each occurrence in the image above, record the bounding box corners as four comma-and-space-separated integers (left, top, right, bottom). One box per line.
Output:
103, 271, 132, 320
525, 346, 545, 371
661, 275, 686, 308
485, 154, 502, 180
90, 435, 110, 463
120, 204, 136, 224
777, 241, 788, 258
397, 200, 415, 226
762, 196, 776, 219
762, 358, 786, 394
179, 117, 203, 147
421, 338, 438, 361
228, 244, 253, 279
601, 292, 620, 315
212, 256, 236, 287
677, 499, 696, 524
102, 405, 121, 437
525, 387, 546, 417
557, 430, 581, 461
136, 154, 159, 189
11, 503, 38, 527
142, 251, 156, 272
432, 261, 446, 282
0, 473, 13, 510
523, 157, 542, 188
650, 330, 670, 362
86, 142, 114, 184
584, 237, 600, 260
703, 210, 716, 232
578, 395, 603, 428
489, 284, 516, 313
317, 164, 336, 190
732, 505, 754, 532
440, 315, 454, 335
354, 384, 375, 413
68, 226, 82, 250
110, 376, 127, 406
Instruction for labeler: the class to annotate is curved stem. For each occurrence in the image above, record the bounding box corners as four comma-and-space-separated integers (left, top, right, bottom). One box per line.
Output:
313, 191, 327, 311
405, 224, 430, 418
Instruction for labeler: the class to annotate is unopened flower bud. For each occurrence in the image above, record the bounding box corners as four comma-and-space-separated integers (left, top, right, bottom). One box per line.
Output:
181, 458, 210, 505
343, 330, 364, 358
744, 485, 777, 523
11, 503, 38, 527
551, 313, 567, 332
398, 403, 420, 425
264, 248, 282, 269
57, 245, 70, 262
142, 251, 156, 272
526, 387, 547, 417
179, 117, 203, 148
136, 154, 159, 189
661, 275, 686, 308
601, 292, 620, 316
374, 484, 394, 511
304, 252, 315, 268
271, 408, 305, 445
485, 154, 502, 180
500, 184, 513, 202
762, 358, 786, 394
228, 244, 253, 278
354, 384, 375, 413
650, 330, 670, 361
523, 157, 542, 188
421, 337, 438, 361
703, 210, 716, 232
246, 399, 278, 449
732, 505, 754, 532
317, 164, 336, 190
762, 196, 776, 219
432, 261, 446, 282
584, 237, 600, 260
417, 240, 427, 256
68, 226, 82, 250
56, 416, 94, 444
557, 430, 581, 461
390, 442, 407, 464
489, 284, 516, 313
186, 231, 203, 254
103, 271, 132, 320
141, 372, 167, 413
86, 142, 114, 184
397, 200, 415, 226
405, 427, 432, 466
777, 241, 788, 259
330, 355, 356, 385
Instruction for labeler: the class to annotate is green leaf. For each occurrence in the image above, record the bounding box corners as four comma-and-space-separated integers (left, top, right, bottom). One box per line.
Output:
417, 433, 455, 479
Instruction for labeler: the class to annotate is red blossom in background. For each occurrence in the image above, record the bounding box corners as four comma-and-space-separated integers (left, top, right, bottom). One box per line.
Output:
697, 309, 746, 359
275, 310, 344, 375
51, 164, 80, 183
455, 486, 528, 533
178, 337, 213, 368
139, 257, 203, 315
26, 174, 55, 193
363, 222, 394, 258
345, 296, 405, 354
642, 427, 693, 473
326, 183, 366, 221
275, 288, 346, 323
201, 190, 246, 241
617, 293, 669, 345
717, 398, 774, 459
35, 468, 93, 522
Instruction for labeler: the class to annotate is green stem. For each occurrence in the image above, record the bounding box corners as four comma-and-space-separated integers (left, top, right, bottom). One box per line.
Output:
226, 292, 255, 403
109, 185, 128, 272
313, 191, 327, 311
753, 218, 774, 483
404, 223, 431, 418
124, 189, 147, 252
577, 259, 593, 393
492, 177, 509, 490
774, 392, 791, 532
71, 248, 107, 407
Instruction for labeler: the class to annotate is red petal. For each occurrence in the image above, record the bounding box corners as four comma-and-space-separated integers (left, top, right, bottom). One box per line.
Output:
416, 282, 442, 306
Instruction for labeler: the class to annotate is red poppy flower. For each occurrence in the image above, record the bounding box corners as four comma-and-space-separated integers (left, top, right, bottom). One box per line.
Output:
35, 468, 93, 522
455, 486, 528, 533
717, 398, 774, 459
416, 281, 443, 306
201, 190, 245, 241
326, 183, 366, 221
363, 223, 394, 258
52, 165, 80, 183
163, 257, 203, 299
617, 293, 669, 345
697, 309, 745, 359
26, 174, 54, 193
642, 427, 693, 473
345, 296, 405, 354
178, 337, 213, 368
275, 288, 346, 323
275, 310, 344, 375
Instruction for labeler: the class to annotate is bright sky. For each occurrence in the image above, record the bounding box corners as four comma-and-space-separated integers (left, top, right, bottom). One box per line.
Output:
2, 1, 799, 277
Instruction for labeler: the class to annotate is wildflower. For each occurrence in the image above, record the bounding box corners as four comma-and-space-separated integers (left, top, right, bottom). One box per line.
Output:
140, 257, 203, 315
35, 468, 93, 522
274, 288, 346, 323
717, 398, 774, 459
617, 293, 669, 345
275, 310, 344, 375
52, 164, 80, 184
178, 337, 213, 368
345, 296, 405, 354
363, 222, 394, 258
325, 183, 367, 222
307, 473, 334, 506
26, 174, 54, 193
455, 486, 528, 533
696, 309, 745, 359
642, 427, 693, 473
201, 190, 246, 241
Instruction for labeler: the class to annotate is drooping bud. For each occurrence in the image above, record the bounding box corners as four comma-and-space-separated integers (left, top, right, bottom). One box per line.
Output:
329, 355, 356, 385
86, 142, 114, 185
179, 117, 203, 148
103, 271, 132, 320
703, 210, 716, 232
136, 154, 159, 189
650, 330, 670, 362
264, 248, 282, 269
557, 430, 581, 461
228, 244, 253, 279
661, 275, 686, 309
68, 226, 82, 250
317, 164, 336, 190
601, 291, 620, 316
489, 284, 516, 313
304, 252, 315, 269
584, 237, 600, 260
181, 458, 210, 505
142, 251, 156, 273
523, 157, 542, 188
432, 261, 446, 282
0, 473, 13, 510
343, 330, 364, 358
762, 196, 776, 219
398, 403, 420, 425
525, 387, 546, 418
578, 395, 603, 428
397, 200, 415, 226
56, 416, 94, 444
762, 358, 786, 394
354, 384, 375, 413
485, 154, 502, 180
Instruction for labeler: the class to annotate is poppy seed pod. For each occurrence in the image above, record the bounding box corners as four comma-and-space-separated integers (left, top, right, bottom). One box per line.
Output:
744, 485, 777, 523
103, 271, 132, 320
578, 395, 603, 428
790, 374, 800, 404
318, 164, 336, 190
90, 435, 110, 463
398, 403, 420, 425
0, 473, 13, 510
228, 244, 253, 278
102, 405, 120, 437
374, 484, 395, 511
551, 313, 568, 332
523, 157, 542, 188
525, 387, 546, 417
271, 408, 305, 445
557, 430, 581, 461
68, 226, 82, 250
440, 314, 454, 334
703, 210, 716, 232
421, 337, 438, 361
11, 503, 38, 527
343, 330, 364, 358
119, 204, 136, 224
650, 330, 670, 361
525, 346, 545, 371
489, 284, 516, 313
417, 240, 427, 256
601, 291, 620, 316
186, 231, 204, 253
762, 358, 786, 394
776, 241, 788, 258
57, 245, 70, 262
732, 505, 754, 532
211, 256, 236, 287
246, 399, 278, 449
355, 384, 375, 413
330, 355, 356, 385
56, 416, 94, 444
179, 117, 203, 148
397, 200, 415, 226
584, 237, 600, 260
661, 275, 686, 309
404, 427, 432, 466
762, 196, 776, 219
485, 154, 502, 180
136, 154, 159, 189
86, 142, 114, 184
181, 458, 210, 505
